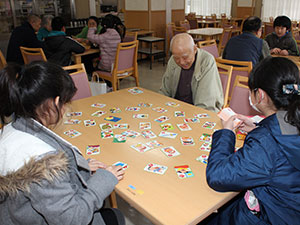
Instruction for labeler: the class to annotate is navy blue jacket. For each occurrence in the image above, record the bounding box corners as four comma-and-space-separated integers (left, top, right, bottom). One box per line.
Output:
206, 111, 300, 225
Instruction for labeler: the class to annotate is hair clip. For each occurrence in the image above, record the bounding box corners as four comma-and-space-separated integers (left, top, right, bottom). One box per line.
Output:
282, 84, 300, 95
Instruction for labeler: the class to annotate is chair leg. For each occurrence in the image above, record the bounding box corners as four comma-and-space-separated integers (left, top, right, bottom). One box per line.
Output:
134, 71, 139, 87
109, 191, 118, 208
112, 81, 118, 91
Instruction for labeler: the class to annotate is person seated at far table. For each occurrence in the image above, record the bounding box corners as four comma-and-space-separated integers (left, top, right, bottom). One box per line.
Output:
223, 16, 270, 67
0, 61, 125, 225
44, 16, 85, 66
37, 15, 54, 41
74, 16, 102, 44
159, 33, 224, 112
265, 15, 299, 56
6, 14, 43, 65
206, 57, 300, 225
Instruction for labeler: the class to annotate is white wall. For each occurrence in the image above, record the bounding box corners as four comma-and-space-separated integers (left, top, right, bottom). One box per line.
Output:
172, 0, 184, 9
151, 0, 166, 10
125, 0, 148, 10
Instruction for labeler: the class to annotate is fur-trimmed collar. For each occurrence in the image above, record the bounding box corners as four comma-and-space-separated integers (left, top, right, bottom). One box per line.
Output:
0, 151, 68, 198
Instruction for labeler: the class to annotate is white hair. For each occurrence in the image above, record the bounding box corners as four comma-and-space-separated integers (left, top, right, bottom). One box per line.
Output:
170, 33, 195, 52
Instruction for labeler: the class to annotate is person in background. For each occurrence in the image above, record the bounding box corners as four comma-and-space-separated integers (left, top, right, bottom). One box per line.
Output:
37, 15, 54, 41
6, 14, 42, 65
206, 57, 300, 225
223, 16, 270, 67
44, 16, 85, 66
0, 61, 125, 225
159, 33, 224, 112
265, 15, 299, 56
74, 16, 102, 44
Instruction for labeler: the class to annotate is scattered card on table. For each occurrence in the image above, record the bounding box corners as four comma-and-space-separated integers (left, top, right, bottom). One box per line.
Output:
154, 115, 170, 123
104, 116, 121, 122
174, 165, 194, 179
194, 113, 210, 119
84, 119, 96, 127
152, 107, 167, 113
86, 145, 100, 155
145, 140, 163, 149
137, 102, 152, 107
160, 123, 174, 131
139, 122, 151, 130
141, 130, 157, 139
125, 107, 140, 111
115, 124, 129, 129
199, 133, 212, 142
144, 163, 168, 175
113, 134, 126, 143
131, 143, 152, 153
133, 114, 148, 119
196, 154, 208, 164
99, 123, 113, 130
180, 137, 195, 146
184, 118, 200, 123
64, 119, 81, 125
158, 131, 178, 139
64, 129, 81, 138
91, 103, 106, 108
165, 102, 180, 107
199, 142, 211, 152
161, 146, 180, 157
113, 161, 129, 170
128, 87, 143, 94
177, 123, 192, 131
202, 121, 216, 129
122, 130, 140, 138
109, 107, 121, 113
66, 112, 82, 117
174, 111, 185, 117
101, 130, 114, 139
91, 110, 106, 117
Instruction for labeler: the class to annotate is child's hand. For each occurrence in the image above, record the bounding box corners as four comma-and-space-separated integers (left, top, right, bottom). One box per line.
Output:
106, 165, 125, 181
280, 49, 289, 56
88, 159, 107, 172
221, 115, 238, 131
236, 114, 256, 132
270, 48, 281, 54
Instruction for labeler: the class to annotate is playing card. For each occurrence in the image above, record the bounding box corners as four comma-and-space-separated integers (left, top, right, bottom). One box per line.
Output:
109, 107, 121, 113
217, 107, 242, 127
64, 119, 81, 125
115, 124, 129, 129
125, 107, 140, 111
141, 130, 157, 139
196, 154, 208, 164
199, 133, 212, 142
174, 165, 194, 179
66, 112, 82, 117
161, 146, 180, 157
202, 121, 216, 129
113, 134, 126, 143
177, 123, 192, 131
152, 107, 168, 113
145, 140, 163, 149
121, 130, 140, 138
160, 123, 174, 131
137, 103, 152, 107
104, 116, 121, 122
174, 111, 185, 117
139, 122, 151, 130
131, 143, 152, 153
165, 102, 180, 107
113, 161, 129, 170
180, 137, 195, 146
199, 142, 211, 152
84, 119, 96, 127
91, 103, 106, 108
128, 87, 143, 94
101, 130, 114, 139
194, 113, 210, 119
133, 114, 149, 119
158, 131, 178, 139
86, 145, 100, 155
99, 123, 113, 130
91, 110, 106, 117
184, 118, 200, 123
154, 115, 170, 123
144, 163, 168, 175
64, 129, 81, 138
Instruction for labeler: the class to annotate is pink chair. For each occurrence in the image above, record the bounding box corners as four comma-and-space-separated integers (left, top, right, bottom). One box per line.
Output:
218, 28, 232, 55
63, 63, 92, 100
263, 22, 273, 38
216, 62, 233, 106
166, 22, 175, 57
197, 39, 219, 58
20, 46, 47, 64
123, 31, 138, 42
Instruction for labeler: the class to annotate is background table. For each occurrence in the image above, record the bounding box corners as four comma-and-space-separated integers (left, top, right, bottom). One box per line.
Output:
73, 48, 100, 64
53, 88, 240, 225
187, 28, 223, 40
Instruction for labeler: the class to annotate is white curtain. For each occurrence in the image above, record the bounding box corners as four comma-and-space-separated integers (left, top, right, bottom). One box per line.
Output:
262, 0, 300, 22
185, 0, 232, 16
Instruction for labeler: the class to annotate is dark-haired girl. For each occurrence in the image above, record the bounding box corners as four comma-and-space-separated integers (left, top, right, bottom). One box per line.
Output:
206, 57, 300, 225
0, 61, 125, 225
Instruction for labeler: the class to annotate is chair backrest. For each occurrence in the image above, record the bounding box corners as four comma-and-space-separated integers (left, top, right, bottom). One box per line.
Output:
215, 58, 252, 99
218, 28, 232, 55
263, 22, 273, 38
216, 62, 233, 106
123, 31, 138, 42
221, 13, 226, 19
269, 16, 274, 22
0, 50, 7, 70
187, 18, 198, 29
20, 46, 47, 64
63, 63, 92, 101
172, 26, 187, 35
197, 39, 219, 58
179, 20, 190, 30
292, 29, 300, 41
229, 75, 259, 116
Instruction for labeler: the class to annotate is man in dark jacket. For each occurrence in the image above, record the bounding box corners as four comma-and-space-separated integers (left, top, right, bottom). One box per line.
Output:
222, 16, 270, 67
44, 17, 85, 66
6, 14, 43, 65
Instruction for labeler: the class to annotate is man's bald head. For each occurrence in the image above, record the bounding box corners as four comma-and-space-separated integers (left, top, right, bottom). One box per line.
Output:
170, 33, 195, 53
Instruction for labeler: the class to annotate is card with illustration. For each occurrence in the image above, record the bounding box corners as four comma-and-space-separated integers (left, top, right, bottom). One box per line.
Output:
217, 107, 242, 127
199, 142, 211, 152
184, 118, 200, 123
161, 146, 180, 157
125, 107, 140, 111
144, 163, 168, 175
121, 130, 140, 138
174, 111, 185, 117
99, 123, 113, 130
158, 131, 178, 139
180, 137, 195, 146
113, 134, 126, 143
152, 107, 168, 113
109, 107, 121, 113
141, 130, 157, 139
64, 129, 82, 138
174, 165, 194, 179
91, 103, 106, 108
131, 143, 152, 153
137, 102, 152, 107
113, 161, 129, 170
84, 119, 96, 127
66, 112, 82, 117
128, 87, 143, 94
133, 114, 149, 119
199, 133, 212, 142
114, 124, 129, 129
64, 119, 81, 125
202, 121, 216, 129
86, 145, 100, 155
177, 123, 192, 131
139, 122, 151, 130
145, 140, 163, 149
194, 113, 210, 119
160, 123, 174, 131
165, 101, 180, 107
196, 154, 208, 164
104, 116, 121, 122
154, 115, 170, 123
101, 130, 114, 139
91, 110, 106, 117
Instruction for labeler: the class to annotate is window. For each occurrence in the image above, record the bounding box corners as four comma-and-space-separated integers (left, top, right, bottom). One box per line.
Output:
262, 0, 300, 21
185, 0, 232, 16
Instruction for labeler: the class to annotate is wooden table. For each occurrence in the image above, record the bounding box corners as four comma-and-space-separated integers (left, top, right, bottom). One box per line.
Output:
187, 28, 223, 40
53, 88, 240, 225
73, 48, 100, 64
197, 20, 220, 28
127, 29, 155, 37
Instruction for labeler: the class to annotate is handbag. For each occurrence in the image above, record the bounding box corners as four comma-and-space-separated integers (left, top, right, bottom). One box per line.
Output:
89, 73, 107, 96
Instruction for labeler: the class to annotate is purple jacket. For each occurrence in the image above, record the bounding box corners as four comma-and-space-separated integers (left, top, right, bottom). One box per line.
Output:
88, 28, 121, 72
